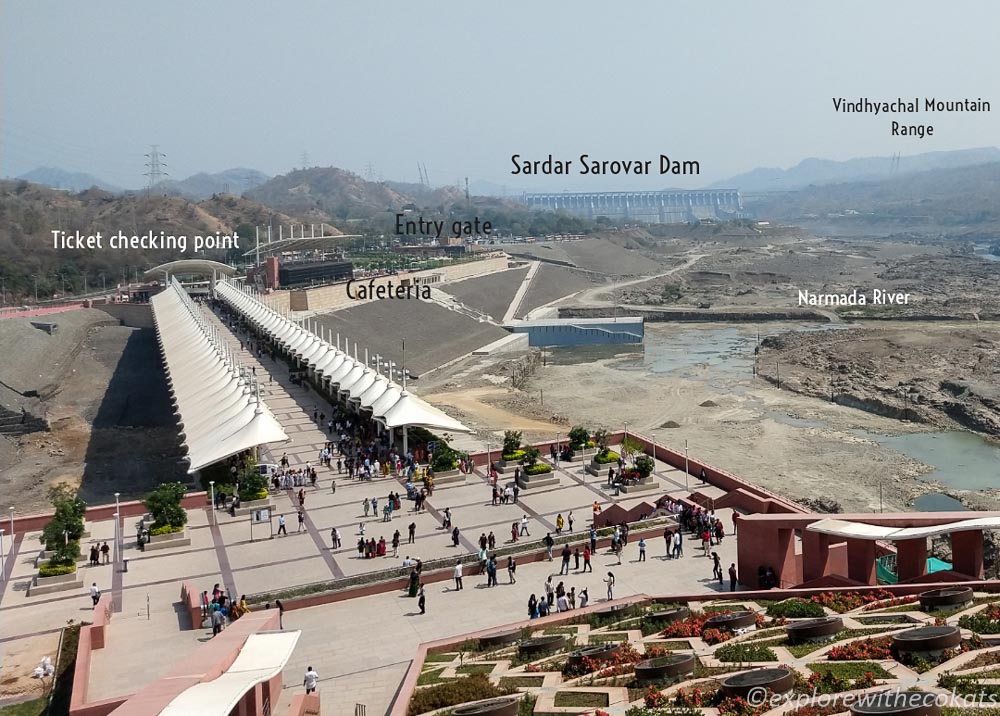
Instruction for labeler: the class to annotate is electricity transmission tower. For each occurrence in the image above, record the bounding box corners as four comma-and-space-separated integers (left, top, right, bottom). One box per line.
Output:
364, 162, 376, 181
301, 152, 310, 169
144, 145, 168, 194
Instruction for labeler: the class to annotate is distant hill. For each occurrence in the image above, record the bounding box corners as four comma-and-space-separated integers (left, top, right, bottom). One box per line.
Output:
0, 180, 317, 301
16, 167, 121, 193
246, 166, 469, 221
713, 147, 1000, 191
159, 168, 271, 200
751, 161, 1000, 227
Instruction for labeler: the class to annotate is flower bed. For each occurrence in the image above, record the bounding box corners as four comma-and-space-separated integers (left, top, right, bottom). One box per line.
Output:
960, 603, 1000, 633
826, 635, 893, 661
524, 463, 553, 476
660, 609, 759, 645
808, 589, 897, 614
714, 642, 778, 663
407, 672, 515, 715
665, 683, 772, 716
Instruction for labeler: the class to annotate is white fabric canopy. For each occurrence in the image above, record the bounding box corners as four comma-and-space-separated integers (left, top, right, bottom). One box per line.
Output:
807, 516, 1000, 540
152, 279, 288, 473
159, 631, 301, 716
214, 279, 470, 433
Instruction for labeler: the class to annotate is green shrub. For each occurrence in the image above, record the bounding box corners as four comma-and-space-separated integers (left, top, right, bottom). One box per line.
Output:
238, 465, 270, 503
149, 524, 184, 536
594, 450, 620, 465
502, 449, 526, 462
585, 440, 596, 448
407, 672, 516, 715
568, 426, 589, 449
635, 454, 655, 479
145, 482, 188, 530
767, 599, 826, 618
502, 430, 522, 456
525, 463, 553, 475
39, 561, 77, 578
714, 641, 777, 662
519, 446, 541, 468
431, 440, 460, 472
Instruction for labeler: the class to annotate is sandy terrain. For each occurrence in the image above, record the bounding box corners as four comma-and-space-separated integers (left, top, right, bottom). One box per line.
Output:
421, 323, 943, 514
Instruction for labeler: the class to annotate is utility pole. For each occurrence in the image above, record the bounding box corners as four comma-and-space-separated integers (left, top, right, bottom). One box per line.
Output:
775, 362, 780, 389
465, 177, 470, 209
300, 152, 309, 169
144, 145, 168, 194
364, 162, 376, 182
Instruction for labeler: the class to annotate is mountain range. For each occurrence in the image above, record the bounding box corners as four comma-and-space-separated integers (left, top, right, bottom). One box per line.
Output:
14, 167, 271, 200
710, 147, 1000, 192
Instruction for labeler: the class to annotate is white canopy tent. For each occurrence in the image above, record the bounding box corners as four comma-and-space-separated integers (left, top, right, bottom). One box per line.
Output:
213, 278, 471, 449
807, 516, 1000, 541
151, 279, 288, 473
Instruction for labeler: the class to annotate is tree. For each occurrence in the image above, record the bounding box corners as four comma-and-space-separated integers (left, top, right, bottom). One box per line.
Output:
502, 430, 522, 456
620, 437, 644, 465
519, 446, 541, 468
635, 455, 655, 480
40, 484, 86, 561
593, 429, 611, 454
144, 482, 188, 530
432, 440, 459, 472
568, 425, 589, 450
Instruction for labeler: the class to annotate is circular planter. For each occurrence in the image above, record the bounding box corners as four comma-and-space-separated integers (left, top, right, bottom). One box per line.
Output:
850, 691, 941, 716
721, 667, 795, 698
635, 653, 696, 683
892, 625, 962, 655
646, 607, 691, 624
919, 587, 974, 612
518, 635, 566, 658
452, 696, 522, 716
566, 643, 621, 668
478, 629, 521, 649
706, 610, 757, 631
786, 616, 844, 644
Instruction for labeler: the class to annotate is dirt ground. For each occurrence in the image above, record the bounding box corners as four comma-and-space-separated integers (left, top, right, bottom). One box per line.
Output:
419, 323, 951, 514
0, 630, 61, 702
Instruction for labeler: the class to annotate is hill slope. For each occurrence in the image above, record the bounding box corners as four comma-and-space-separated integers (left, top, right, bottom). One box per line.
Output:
714, 147, 1000, 191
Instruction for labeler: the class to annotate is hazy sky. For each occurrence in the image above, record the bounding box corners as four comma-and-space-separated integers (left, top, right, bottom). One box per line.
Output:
2, 1, 996, 191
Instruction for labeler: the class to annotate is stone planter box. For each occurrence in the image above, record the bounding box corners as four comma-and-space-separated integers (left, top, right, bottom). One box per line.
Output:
721, 667, 795, 698
566, 643, 620, 669
477, 629, 521, 649
493, 458, 514, 474
706, 610, 757, 632
786, 616, 843, 644
619, 477, 657, 493
431, 469, 466, 487
29, 569, 83, 596
36, 550, 88, 567
635, 653, 696, 684
919, 587, 973, 612
645, 607, 691, 625
561, 447, 595, 463
233, 498, 274, 517
452, 696, 521, 716
585, 459, 618, 477
515, 470, 559, 490
851, 691, 941, 716
144, 528, 192, 552
518, 635, 566, 658
892, 625, 961, 658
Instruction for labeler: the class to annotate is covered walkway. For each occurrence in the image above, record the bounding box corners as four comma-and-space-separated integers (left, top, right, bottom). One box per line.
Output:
151, 278, 288, 472
213, 278, 469, 450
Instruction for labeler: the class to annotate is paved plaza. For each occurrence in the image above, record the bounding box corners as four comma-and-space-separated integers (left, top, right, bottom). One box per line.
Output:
0, 309, 742, 714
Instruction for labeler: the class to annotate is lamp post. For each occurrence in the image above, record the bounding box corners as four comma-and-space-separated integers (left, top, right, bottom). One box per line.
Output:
9, 507, 13, 540
114, 493, 120, 549
209, 481, 216, 524
684, 439, 690, 492
485, 443, 491, 475
0, 528, 5, 580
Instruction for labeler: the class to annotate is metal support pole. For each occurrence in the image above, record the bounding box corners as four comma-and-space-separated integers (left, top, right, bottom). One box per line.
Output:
210, 481, 216, 523
684, 439, 690, 492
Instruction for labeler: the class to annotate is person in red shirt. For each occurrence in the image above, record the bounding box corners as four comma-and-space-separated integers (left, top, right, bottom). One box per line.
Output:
582, 546, 593, 572
732, 511, 740, 535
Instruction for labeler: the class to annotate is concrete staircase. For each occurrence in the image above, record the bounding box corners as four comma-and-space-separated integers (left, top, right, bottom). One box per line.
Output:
0, 406, 48, 436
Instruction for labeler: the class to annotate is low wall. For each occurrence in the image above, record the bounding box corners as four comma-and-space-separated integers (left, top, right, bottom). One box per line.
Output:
91, 303, 154, 328
180, 581, 203, 630
69, 615, 128, 716
90, 594, 113, 650
558, 306, 833, 322
11, 493, 207, 534
286, 693, 321, 715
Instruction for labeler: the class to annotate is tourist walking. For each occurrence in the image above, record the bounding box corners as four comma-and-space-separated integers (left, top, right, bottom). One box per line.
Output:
520, 515, 530, 537
418, 586, 426, 615
277, 514, 287, 536
408, 522, 416, 544
638, 538, 647, 562
729, 563, 738, 592
604, 571, 615, 601
712, 552, 723, 584
559, 544, 571, 575
454, 560, 463, 590
507, 556, 517, 584
583, 545, 593, 572
303, 666, 319, 695
544, 533, 555, 561
90, 582, 101, 606
568, 511, 574, 532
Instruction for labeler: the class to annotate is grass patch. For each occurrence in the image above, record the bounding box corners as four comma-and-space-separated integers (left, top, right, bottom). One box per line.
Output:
553, 691, 609, 708
542, 626, 580, 635
715, 641, 777, 662
0, 699, 47, 716
424, 652, 458, 663
417, 667, 446, 686
646, 640, 692, 650
500, 676, 544, 689
957, 649, 1000, 671
589, 632, 631, 644
808, 661, 894, 679
456, 664, 495, 676
855, 615, 917, 625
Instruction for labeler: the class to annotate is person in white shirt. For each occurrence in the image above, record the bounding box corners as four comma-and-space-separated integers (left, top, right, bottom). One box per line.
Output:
90, 582, 101, 606
454, 561, 463, 590
402, 556, 412, 568
303, 666, 319, 694
556, 594, 570, 612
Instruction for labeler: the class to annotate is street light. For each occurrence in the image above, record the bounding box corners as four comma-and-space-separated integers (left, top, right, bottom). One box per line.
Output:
684, 439, 690, 492
209, 481, 216, 524
0, 528, 5, 580
114, 493, 120, 549
8, 507, 13, 540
